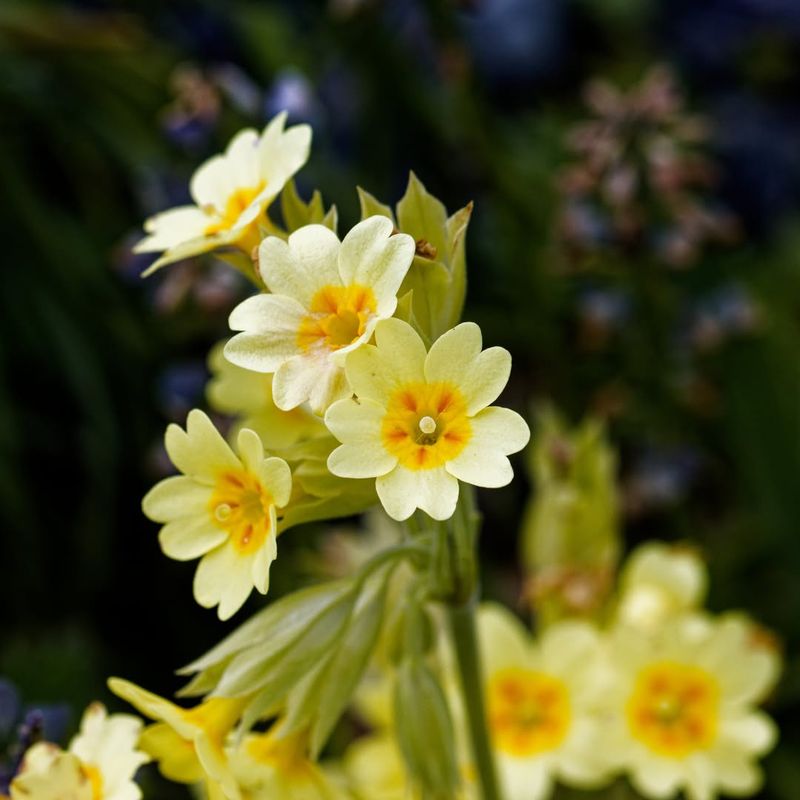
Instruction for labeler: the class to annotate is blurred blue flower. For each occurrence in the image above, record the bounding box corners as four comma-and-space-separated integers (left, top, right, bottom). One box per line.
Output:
157, 361, 209, 421
265, 68, 321, 126
624, 447, 703, 514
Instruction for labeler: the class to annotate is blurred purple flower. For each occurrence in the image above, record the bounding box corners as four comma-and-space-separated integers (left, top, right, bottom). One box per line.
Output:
265, 68, 321, 126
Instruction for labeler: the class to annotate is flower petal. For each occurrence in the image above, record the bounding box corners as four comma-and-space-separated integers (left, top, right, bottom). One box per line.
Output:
376, 465, 459, 521
445, 407, 529, 488
165, 410, 240, 480
425, 323, 512, 415
226, 294, 306, 373
338, 216, 415, 313
193, 545, 253, 620
258, 226, 341, 304
259, 457, 293, 507
236, 428, 265, 474
477, 603, 532, 675
142, 476, 211, 522
190, 129, 259, 208
134, 206, 211, 253
326, 398, 397, 479
346, 318, 427, 402
259, 114, 312, 189
159, 516, 228, 561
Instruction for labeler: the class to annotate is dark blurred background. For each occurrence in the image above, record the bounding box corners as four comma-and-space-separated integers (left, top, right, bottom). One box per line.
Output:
1, 0, 799, 797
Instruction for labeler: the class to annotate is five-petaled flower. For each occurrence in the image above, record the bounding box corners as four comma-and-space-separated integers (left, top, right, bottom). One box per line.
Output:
143, 409, 291, 620
324, 318, 530, 521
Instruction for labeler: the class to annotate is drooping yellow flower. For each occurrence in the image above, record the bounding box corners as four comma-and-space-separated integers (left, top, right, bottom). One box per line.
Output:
471, 604, 611, 800
615, 541, 707, 633
135, 113, 311, 274
108, 678, 247, 800
225, 217, 415, 415
143, 409, 292, 620
325, 318, 530, 521
207, 341, 324, 448
603, 613, 780, 800
10, 703, 149, 800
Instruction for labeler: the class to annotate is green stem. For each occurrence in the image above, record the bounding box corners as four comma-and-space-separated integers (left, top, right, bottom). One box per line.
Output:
447, 601, 503, 800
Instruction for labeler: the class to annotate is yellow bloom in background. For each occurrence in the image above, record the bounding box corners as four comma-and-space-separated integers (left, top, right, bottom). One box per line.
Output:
225, 217, 415, 415
10, 703, 148, 800
108, 678, 247, 800
325, 318, 530, 521
207, 342, 324, 448
135, 113, 311, 274
603, 613, 780, 800
616, 541, 708, 633
143, 409, 292, 620
343, 733, 426, 800
472, 604, 610, 800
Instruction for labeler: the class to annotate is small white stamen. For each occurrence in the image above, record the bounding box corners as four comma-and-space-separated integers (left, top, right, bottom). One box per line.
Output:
419, 416, 437, 435
215, 503, 232, 522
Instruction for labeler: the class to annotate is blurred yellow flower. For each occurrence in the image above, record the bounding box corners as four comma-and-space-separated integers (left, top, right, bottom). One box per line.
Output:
225, 217, 415, 415
135, 113, 311, 274
325, 318, 530, 520
603, 613, 780, 800
10, 703, 148, 800
143, 409, 291, 620
108, 678, 247, 800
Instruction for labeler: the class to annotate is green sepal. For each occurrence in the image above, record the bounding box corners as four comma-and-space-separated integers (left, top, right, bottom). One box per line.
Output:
396, 171, 448, 262
356, 186, 395, 222
279, 179, 338, 233
393, 657, 459, 798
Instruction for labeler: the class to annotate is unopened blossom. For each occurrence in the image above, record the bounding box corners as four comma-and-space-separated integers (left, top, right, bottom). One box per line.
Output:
143, 409, 291, 620
325, 318, 530, 521
10, 703, 148, 800
108, 678, 247, 800
225, 217, 415, 415
603, 613, 780, 800
136, 113, 311, 274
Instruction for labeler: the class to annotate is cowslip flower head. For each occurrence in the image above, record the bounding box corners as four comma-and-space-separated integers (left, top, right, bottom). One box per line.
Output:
473, 604, 610, 800
10, 703, 148, 800
135, 113, 311, 274
616, 541, 707, 633
224, 216, 416, 415
207, 342, 324, 448
603, 613, 780, 800
142, 409, 291, 620
108, 679, 247, 800
325, 318, 530, 521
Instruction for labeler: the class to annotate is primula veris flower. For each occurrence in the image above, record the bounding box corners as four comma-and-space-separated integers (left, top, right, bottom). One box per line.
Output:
10, 703, 148, 800
135, 113, 311, 274
325, 318, 530, 521
108, 678, 247, 800
616, 541, 707, 633
143, 409, 291, 620
225, 216, 416, 415
207, 342, 324, 448
473, 604, 610, 800
603, 613, 780, 800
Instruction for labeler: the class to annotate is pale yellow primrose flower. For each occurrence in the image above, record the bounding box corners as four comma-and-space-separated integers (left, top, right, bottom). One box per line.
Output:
207, 341, 324, 448
616, 541, 707, 633
143, 409, 292, 620
10, 703, 149, 800
602, 613, 780, 800
325, 318, 530, 521
135, 112, 311, 274
472, 604, 610, 800
224, 217, 416, 416
108, 678, 247, 800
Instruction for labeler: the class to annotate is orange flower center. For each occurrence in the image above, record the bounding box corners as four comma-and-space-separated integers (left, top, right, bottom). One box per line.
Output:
380, 381, 471, 471
626, 661, 719, 757
297, 284, 377, 352
203, 183, 265, 236
487, 669, 571, 756
208, 469, 273, 554
81, 764, 103, 800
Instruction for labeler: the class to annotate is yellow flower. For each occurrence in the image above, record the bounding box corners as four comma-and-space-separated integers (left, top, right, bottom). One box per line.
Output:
227, 726, 348, 800
207, 341, 324, 448
135, 113, 311, 274
225, 217, 415, 415
616, 541, 707, 633
603, 613, 780, 800
10, 703, 149, 800
325, 318, 530, 520
143, 409, 292, 620
473, 604, 611, 800
108, 678, 247, 800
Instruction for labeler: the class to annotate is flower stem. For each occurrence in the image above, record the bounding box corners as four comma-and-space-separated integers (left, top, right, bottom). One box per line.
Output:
447, 600, 502, 800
